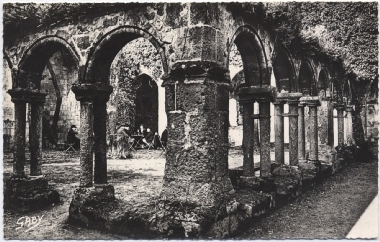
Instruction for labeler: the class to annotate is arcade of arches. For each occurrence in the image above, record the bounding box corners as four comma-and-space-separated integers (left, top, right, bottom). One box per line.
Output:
3, 3, 378, 238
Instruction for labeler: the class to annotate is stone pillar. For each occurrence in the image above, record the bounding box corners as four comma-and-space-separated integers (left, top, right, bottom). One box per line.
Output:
79, 100, 94, 187
259, 100, 272, 177
94, 100, 108, 184
238, 86, 275, 178
335, 104, 345, 148
274, 102, 284, 164
298, 103, 306, 161
242, 102, 254, 176
160, 65, 233, 208
11, 99, 27, 177
29, 93, 47, 176
288, 102, 299, 165
306, 98, 321, 163
345, 105, 355, 146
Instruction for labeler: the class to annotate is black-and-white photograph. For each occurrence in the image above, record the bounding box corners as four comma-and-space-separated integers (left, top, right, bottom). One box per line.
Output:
2, 2, 378, 239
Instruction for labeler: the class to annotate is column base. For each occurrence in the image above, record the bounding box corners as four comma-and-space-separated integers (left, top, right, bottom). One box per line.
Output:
68, 184, 115, 226
4, 175, 60, 212
298, 160, 322, 191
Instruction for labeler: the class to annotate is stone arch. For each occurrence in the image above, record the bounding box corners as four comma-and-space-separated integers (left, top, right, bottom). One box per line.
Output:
84, 26, 168, 84
317, 67, 329, 99
272, 46, 296, 92
298, 61, 316, 96
228, 25, 269, 86
17, 36, 80, 89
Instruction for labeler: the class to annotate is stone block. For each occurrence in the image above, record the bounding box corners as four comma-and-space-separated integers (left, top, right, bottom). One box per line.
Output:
4, 176, 59, 212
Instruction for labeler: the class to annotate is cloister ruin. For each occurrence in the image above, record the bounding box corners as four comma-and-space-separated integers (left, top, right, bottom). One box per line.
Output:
3, 2, 378, 238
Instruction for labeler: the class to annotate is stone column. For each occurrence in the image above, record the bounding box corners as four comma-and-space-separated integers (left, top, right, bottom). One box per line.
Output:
242, 102, 254, 176
345, 105, 355, 146
307, 99, 321, 163
259, 100, 271, 177
274, 101, 284, 164
79, 100, 94, 187
11, 99, 27, 177
335, 104, 345, 148
288, 99, 301, 166
160, 65, 233, 208
29, 93, 47, 176
298, 103, 306, 161
94, 100, 108, 184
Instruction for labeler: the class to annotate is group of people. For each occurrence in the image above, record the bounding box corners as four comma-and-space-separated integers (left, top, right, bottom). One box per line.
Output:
64, 123, 168, 159
108, 124, 167, 159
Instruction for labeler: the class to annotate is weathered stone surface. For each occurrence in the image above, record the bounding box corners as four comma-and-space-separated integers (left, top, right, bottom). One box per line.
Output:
288, 102, 299, 165
12, 101, 27, 177
274, 102, 284, 164
79, 100, 94, 187
94, 100, 108, 184
29, 102, 44, 176
242, 102, 254, 176
6, 189, 59, 213
298, 104, 306, 160
4, 176, 59, 212
259, 101, 271, 177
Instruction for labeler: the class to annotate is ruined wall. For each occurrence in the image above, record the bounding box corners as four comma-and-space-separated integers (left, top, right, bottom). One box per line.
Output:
40, 51, 80, 143
108, 37, 163, 134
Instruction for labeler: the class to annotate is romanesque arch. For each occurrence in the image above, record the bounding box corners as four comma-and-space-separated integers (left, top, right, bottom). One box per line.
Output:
298, 61, 316, 96
84, 26, 167, 84
272, 46, 297, 93
17, 36, 80, 89
229, 25, 269, 86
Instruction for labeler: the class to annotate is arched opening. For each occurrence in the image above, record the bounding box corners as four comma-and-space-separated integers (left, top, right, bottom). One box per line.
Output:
298, 62, 316, 96
272, 47, 298, 165
273, 48, 296, 93
317, 68, 333, 155
17, 37, 80, 149
298, 61, 316, 157
228, 26, 272, 179
3, 58, 14, 152
84, 28, 167, 198
134, 74, 159, 133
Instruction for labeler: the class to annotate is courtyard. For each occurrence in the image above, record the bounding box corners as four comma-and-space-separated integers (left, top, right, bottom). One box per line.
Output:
3, 149, 377, 239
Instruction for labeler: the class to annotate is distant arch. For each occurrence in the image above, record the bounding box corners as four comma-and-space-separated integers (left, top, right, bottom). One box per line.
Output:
272, 46, 296, 92
298, 61, 316, 96
228, 25, 269, 86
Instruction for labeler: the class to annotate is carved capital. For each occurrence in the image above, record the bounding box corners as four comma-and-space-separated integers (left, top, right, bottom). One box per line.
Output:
72, 83, 113, 102
7, 88, 47, 104
238, 85, 276, 104
162, 62, 229, 87
300, 96, 321, 107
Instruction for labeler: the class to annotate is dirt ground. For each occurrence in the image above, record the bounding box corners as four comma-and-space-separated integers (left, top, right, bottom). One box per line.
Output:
3, 149, 377, 239
237, 160, 378, 239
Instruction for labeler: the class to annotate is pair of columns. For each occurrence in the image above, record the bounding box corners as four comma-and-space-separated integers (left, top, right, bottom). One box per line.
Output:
274, 93, 302, 166
238, 86, 276, 178
71, 83, 113, 187
334, 103, 355, 148
8, 89, 47, 178
298, 96, 321, 163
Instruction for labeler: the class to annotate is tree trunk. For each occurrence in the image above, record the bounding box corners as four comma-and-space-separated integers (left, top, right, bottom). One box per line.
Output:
47, 61, 62, 146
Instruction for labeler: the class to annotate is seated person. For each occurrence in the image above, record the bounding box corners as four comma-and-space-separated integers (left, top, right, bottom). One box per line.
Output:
142, 128, 155, 148
161, 128, 168, 148
116, 125, 131, 159
66, 125, 80, 150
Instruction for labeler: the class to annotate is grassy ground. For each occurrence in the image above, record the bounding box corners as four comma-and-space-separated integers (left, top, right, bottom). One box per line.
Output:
3, 149, 377, 239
